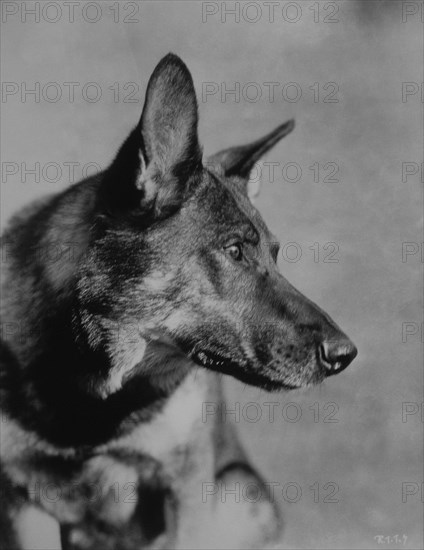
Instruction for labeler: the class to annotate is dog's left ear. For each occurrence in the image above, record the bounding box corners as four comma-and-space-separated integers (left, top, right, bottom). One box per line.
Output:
207, 119, 294, 200
102, 53, 202, 219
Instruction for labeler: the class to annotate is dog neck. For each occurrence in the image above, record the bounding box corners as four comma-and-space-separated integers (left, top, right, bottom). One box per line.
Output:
0, 334, 191, 449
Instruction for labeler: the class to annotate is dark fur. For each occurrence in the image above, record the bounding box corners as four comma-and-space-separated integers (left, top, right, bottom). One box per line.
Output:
0, 54, 356, 549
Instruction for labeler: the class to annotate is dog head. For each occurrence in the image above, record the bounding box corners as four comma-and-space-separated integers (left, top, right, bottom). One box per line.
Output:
76, 54, 357, 396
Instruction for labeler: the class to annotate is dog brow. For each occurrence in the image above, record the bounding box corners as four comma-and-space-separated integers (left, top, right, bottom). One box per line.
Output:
267, 241, 280, 260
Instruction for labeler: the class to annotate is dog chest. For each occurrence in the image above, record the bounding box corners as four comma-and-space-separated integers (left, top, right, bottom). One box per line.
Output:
102, 369, 212, 464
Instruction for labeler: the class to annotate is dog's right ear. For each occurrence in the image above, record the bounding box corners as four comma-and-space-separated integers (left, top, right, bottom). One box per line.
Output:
101, 53, 202, 220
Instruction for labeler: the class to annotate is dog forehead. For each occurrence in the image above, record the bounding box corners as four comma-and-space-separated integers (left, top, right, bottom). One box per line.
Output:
191, 170, 273, 239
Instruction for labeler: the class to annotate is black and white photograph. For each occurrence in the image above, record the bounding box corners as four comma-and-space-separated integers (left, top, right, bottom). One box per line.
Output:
0, 1, 422, 549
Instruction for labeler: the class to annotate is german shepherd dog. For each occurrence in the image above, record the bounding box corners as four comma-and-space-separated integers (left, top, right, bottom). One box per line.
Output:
0, 54, 357, 549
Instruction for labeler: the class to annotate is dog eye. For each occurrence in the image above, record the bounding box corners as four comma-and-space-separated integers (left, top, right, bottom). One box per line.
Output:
225, 243, 243, 261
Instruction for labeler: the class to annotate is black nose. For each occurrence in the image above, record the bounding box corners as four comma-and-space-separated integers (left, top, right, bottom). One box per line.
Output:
319, 340, 357, 375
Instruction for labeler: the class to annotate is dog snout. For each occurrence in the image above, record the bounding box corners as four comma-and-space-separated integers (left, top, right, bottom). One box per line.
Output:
318, 338, 357, 375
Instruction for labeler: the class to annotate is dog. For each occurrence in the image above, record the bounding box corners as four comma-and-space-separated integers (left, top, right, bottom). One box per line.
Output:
0, 53, 357, 549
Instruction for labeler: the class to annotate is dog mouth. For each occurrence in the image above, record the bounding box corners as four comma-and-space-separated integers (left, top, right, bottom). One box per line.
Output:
191, 348, 301, 391
162, 334, 320, 391
192, 349, 240, 370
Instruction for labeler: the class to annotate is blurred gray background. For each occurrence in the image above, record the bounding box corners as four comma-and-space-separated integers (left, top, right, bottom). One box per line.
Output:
1, 1, 423, 548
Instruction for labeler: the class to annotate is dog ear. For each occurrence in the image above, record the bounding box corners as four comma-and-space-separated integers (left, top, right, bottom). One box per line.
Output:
102, 53, 202, 219
207, 119, 294, 200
